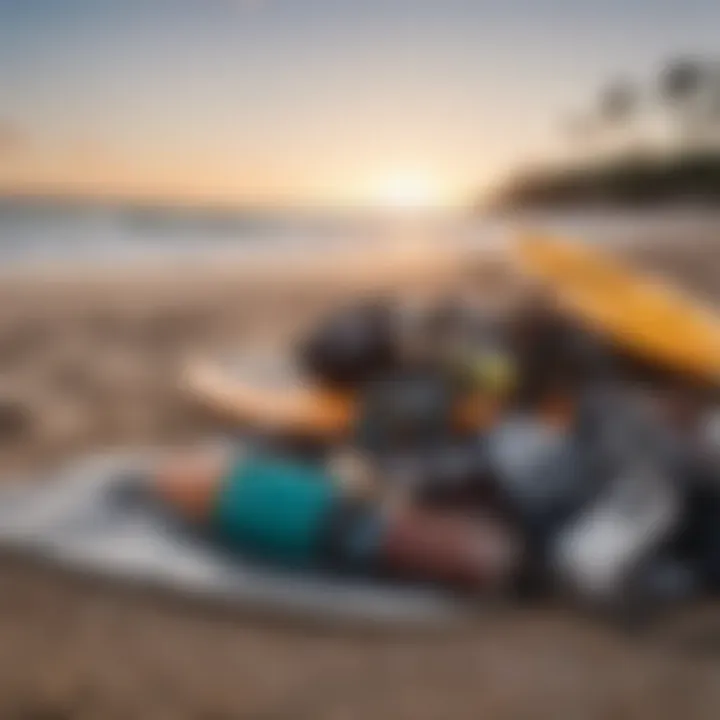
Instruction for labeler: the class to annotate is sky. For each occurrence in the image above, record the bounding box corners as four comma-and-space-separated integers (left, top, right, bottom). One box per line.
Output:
0, 0, 718, 208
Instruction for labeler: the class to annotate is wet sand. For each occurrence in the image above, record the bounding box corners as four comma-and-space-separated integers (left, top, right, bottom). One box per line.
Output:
0, 232, 720, 719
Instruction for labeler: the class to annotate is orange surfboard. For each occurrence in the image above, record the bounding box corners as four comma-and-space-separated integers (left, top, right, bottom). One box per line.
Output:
183, 355, 354, 438
516, 234, 720, 384
183, 353, 502, 438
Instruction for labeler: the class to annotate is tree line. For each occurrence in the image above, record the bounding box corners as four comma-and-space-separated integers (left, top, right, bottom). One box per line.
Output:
496, 56, 720, 208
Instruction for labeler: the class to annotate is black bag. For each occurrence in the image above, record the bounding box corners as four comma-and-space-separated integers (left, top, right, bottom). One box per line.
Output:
298, 300, 399, 388
355, 371, 459, 455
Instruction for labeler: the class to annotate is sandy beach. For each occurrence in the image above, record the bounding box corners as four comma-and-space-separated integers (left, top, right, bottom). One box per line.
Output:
0, 240, 485, 473
1, 229, 720, 719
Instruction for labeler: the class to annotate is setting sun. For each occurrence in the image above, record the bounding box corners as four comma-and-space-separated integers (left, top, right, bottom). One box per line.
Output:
371, 173, 447, 211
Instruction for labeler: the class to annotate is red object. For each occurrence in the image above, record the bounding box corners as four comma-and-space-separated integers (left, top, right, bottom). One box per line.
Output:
380, 508, 521, 593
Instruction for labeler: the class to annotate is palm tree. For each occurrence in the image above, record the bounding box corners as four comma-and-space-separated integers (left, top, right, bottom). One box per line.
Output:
562, 81, 637, 165
708, 62, 720, 149
598, 79, 638, 158
600, 80, 636, 124
659, 56, 709, 150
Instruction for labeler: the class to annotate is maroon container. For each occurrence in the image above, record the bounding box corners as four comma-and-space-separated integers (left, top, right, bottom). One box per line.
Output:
379, 508, 521, 593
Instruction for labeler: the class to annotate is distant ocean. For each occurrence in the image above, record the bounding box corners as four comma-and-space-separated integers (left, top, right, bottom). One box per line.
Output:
0, 197, 717, 270
0, 198, 500, 271
0, 199, 471, 270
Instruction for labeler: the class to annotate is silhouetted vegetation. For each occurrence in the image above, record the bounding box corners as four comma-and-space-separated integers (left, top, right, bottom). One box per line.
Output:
497, 151, 720, 208
496, 56, 720, 209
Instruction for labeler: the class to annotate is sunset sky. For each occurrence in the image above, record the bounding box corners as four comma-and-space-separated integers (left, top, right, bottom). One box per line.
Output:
0, 0, 717, 208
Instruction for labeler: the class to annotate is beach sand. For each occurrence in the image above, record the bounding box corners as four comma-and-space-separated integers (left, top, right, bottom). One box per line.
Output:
0, 242, 489, 473
0, 232, 720, 719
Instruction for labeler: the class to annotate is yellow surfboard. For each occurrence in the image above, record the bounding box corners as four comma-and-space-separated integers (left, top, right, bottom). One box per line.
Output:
516, 234, 720, 384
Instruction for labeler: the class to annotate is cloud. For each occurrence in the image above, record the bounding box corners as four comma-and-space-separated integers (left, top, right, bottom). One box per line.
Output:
0, 121, 28, 157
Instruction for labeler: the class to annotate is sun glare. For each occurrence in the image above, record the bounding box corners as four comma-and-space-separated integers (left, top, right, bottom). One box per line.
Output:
372, 172, 445, 211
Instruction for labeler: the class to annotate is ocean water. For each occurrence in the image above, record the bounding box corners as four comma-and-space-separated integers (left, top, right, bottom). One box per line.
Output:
0, 200, 364, 266
0, 198, 717, 271
0, 199, 497, 272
